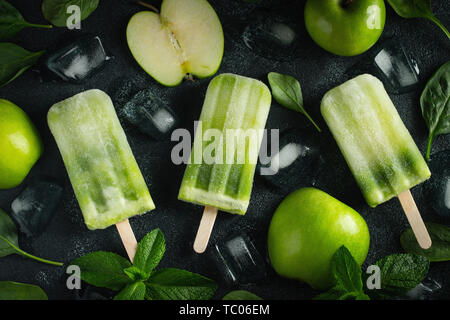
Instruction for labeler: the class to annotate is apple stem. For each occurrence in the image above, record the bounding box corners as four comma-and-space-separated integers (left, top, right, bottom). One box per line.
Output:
185, 74, 195, 82
136, 1, 159, 13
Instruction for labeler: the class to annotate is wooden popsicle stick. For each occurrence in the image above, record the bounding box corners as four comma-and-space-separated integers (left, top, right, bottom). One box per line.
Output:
397, 190, 432, 249
193, 206, 218, 254
116, 219, 138, 262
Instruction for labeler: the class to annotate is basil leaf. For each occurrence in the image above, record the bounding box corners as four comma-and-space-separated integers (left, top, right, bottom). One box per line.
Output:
331, 246, 364, 293
146, 268, 217, 300
387, 0, 450, 39
0, 43, 45, 88
267, 72, 321, 132
71, 251, 132, 291
114, 282, 146, 300
0, 208, 18, 257
376, 254, 429, 295
42, 0, 99, 27
0, 281, 48, 300
420, 60, 450, 160
0, 0, 52, 40
401, 223, 450, 262
0, 209, 62, 266
133, 228, 165, 275
222, 290, 262, 300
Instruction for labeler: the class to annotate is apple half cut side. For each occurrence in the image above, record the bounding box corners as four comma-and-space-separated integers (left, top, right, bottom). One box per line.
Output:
126, 0, 224, 87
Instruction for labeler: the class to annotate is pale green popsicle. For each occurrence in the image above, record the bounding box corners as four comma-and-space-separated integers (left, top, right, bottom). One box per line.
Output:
321, 74, 431, 207
178, 74, 272, 214
48, 89, 155, 230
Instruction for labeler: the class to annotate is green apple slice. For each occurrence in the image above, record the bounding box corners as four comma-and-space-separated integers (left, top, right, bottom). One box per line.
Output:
126, 0, 224, 87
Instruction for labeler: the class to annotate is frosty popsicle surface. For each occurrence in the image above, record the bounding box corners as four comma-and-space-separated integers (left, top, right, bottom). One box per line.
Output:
178, 73, 272, 215
48, 89, 155, 230
321, 74, 431, 207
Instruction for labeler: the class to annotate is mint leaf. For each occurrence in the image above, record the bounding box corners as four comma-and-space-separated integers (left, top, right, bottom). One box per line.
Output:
123, 266, 149, 282
267, 72, 321, 132
133, 228, 165, 274
0, 281, 48, 300
71, 251, 132, 291
314, 246, 367, 300
332, 246, 363, 293
146, 268, 217, 300
376, 254, 429, 295
222, 290, 262, 300
114, 282, 146, 300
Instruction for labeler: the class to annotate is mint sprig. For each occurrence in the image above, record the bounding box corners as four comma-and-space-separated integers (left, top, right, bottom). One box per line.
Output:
314, 246, 369, 300
315, 245, 430, 300
70, 228, 217, 300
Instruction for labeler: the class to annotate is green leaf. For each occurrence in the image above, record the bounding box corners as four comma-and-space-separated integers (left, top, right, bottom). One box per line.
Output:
123, 266, 149, 282
71, 251, 132, 291
401, 223, 450, 262
114, 282, 146, 300
0, 209, 63, 266
133, 228, 165, 274
376, 254, 429, 295
146, 268, 217, 300
0, 281, 48, 300
420, 61, 450, 160
267, 72, 321, 132
331, 246, 363, 293
314, 246, 368, 300
42, 0, 99, 27
387, 0, 450, 39
222, 290, 262, 300
0, 43, 45, 88
0, 208, 18, 257
0, 0, 52, 40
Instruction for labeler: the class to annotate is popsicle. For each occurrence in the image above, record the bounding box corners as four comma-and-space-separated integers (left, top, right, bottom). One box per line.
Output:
48, 89, 155, 260
321, 74, 432, 248
178, 73, 272, 253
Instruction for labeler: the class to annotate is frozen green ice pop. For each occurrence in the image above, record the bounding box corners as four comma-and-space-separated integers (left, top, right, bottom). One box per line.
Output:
48, 89, 155, 232
321, 74, 431, 248
178, 73, 271, 252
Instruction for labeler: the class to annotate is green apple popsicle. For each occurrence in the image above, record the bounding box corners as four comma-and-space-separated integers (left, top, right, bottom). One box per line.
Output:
179, 73, 271, 252
321, 74, 431, 248
48, 89, 155, 231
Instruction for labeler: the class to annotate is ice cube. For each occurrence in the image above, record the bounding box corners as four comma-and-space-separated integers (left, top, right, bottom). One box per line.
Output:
346, 38, 419, 94
212, 233, 267, 285
11, 177, 63, 237
396, 277, 442, 300
45, 35, 109, 82
258, 128, 322, 192
123, 89, 179, 140
423, 150, 450, 218
241, 7, 300, 62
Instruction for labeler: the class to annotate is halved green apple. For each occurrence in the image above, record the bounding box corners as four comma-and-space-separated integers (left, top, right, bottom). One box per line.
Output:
126, 0, 224, 87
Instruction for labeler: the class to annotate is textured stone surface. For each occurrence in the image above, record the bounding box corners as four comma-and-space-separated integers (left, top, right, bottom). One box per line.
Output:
0, 0, 448, 300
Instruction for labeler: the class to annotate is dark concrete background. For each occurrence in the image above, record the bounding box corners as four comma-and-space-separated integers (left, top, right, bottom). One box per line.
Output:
0, 0, 449, 300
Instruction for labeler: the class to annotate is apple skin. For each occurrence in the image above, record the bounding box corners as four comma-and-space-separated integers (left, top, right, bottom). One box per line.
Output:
304, 0, 386, 56
267, 188, 370, 290
0, 99, 43, 189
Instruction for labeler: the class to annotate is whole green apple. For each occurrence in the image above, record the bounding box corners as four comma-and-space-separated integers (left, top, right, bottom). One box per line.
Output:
304, 0, 386, 56
0, 99, 43, 189
267, 188, 370, 290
